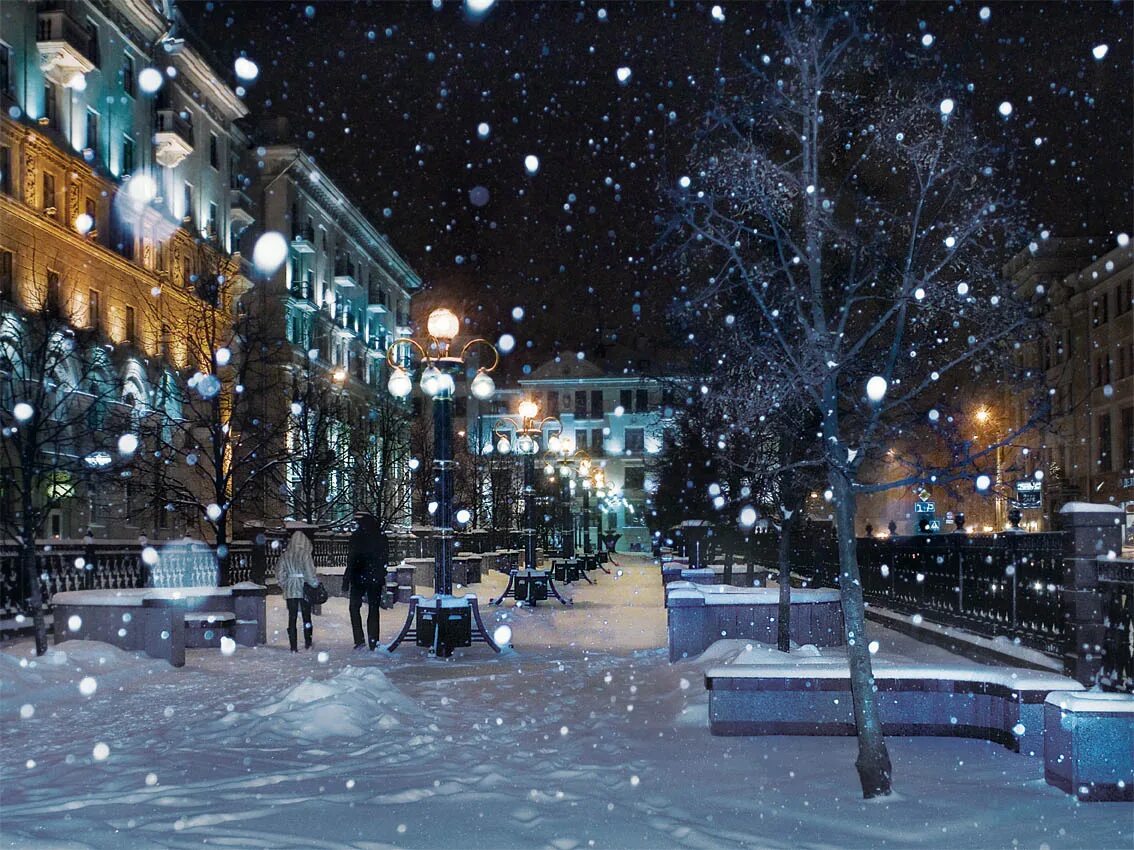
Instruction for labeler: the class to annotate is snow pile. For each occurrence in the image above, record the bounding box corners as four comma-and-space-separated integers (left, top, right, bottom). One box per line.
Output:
0, 641, 168, 712
215, 665, 422, 743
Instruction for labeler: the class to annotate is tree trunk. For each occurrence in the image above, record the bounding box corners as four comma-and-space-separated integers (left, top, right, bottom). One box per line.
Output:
21, 540, 48, 656
830, 468, 892, 798
777, 509, 793, 653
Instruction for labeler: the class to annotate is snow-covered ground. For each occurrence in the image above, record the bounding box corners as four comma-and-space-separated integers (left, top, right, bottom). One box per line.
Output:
2, 555, 1129, 849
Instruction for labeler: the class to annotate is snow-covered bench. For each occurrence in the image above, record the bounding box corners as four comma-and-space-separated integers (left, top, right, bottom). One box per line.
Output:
667, 583, 844, 662
1044, 691, 1134, 801
705, 662, 1083, 756
51, 584, 267, 667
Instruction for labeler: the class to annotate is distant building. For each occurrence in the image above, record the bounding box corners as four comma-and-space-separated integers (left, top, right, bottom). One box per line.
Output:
469, 348, 680, 551
241, 144, 420, 527
1006, 237, 1134, 537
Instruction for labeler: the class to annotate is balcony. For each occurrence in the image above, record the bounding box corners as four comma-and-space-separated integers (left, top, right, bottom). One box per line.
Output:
333, 259, 358, 289
230, 187, 255, 231
365, 301, 389, 314
154, 109, 194, 168
291, 224, 315, 254
37, 10, 94, 89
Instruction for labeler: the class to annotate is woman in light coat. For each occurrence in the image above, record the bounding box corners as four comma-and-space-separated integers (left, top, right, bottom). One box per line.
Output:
276, 531, 317, 652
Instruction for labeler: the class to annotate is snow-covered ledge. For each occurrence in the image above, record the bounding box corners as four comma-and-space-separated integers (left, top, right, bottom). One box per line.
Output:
665, 582, 843, 661
1044, 690, 1134, 802
706, 660, 1083, 757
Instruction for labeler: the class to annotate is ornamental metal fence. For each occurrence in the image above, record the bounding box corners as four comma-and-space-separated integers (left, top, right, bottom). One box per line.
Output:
1097, 557, 1134, 694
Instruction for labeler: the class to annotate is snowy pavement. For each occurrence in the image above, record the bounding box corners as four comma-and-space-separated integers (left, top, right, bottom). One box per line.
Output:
2, 555, 1130, 850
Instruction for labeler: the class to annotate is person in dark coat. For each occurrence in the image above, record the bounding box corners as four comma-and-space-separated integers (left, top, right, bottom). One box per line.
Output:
343, 515, 388, 650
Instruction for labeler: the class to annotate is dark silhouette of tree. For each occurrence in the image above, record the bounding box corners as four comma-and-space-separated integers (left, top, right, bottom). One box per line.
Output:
0, 274, 121, 654
671, 7, 1044, 797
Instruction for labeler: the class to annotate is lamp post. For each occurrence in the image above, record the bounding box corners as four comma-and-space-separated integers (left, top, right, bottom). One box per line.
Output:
490, 400, 571, 606
546, 435, 579, 559
384, 307, 503, 656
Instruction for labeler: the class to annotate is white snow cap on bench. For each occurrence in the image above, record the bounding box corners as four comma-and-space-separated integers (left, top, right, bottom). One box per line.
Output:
707, 661, 1084, 692
1045, 691, 1134, 713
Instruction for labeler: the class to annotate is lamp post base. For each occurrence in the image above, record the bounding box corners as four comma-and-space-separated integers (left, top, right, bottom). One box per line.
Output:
491, 569, 572, 606
386, 594, 501, 657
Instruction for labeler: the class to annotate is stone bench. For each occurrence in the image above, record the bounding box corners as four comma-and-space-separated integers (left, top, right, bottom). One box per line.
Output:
705, 662, 1083, 756
667, 583, 844, 662
1044, 691, 1134, 801
51, 583, 267, 667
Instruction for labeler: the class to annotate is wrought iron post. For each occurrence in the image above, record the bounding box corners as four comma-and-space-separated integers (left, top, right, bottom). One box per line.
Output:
433, 373, 455, 596
523, 450, 536, 570
582, 486, 592, 555
560, 474, 574, 558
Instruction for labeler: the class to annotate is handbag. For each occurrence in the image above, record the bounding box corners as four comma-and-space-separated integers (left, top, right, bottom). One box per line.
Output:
303, 581, 329, 606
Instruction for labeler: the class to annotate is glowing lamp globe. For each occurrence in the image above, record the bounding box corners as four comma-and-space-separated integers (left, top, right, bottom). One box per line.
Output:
470, 370, 495, 399
419, 365, 444, 396
427, 308, 460, 341
496, 436, 512, 455
516, 434, 535, 454
518, 399, 539, 420
387, 367, 413, 398
547, 434, 561, 453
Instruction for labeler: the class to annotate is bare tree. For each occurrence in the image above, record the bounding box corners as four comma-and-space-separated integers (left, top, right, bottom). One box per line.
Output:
282, 351, 356, 529
671, 8, 1044, 797
0, 281, 121, 654
135, 262, 288, 584
352, 394, 414, 531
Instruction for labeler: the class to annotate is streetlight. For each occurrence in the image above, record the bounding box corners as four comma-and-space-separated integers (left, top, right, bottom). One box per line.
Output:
384, 307, 502, 656
490, 399, 571, 606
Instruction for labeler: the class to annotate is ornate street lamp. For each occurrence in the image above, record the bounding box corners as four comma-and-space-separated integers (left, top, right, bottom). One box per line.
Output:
490, 399, 571, 606
384, 307, 502, 656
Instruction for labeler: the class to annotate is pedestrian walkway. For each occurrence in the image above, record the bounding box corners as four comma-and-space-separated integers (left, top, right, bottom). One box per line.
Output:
2, 554, 1128, 850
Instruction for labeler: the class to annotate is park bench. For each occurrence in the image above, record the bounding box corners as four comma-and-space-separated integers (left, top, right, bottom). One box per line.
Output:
51, 583, 267, 667
704, 661, 1083, 757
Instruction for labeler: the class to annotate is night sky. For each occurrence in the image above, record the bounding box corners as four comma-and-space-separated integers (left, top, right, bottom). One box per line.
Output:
184, 1, 1131, 367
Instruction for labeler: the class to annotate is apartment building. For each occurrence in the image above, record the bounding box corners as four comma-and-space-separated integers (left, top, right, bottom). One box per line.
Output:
0, 0, 251, 539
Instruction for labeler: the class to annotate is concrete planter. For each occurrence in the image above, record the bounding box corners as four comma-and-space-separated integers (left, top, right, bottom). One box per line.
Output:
1044, 691, 1134, 801
666, 583, 844, 661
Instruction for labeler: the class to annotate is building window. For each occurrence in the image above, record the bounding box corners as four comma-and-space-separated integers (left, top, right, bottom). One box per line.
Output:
1097, 412, 1112, 473
46, 270, 61, 311
635, 388, 649, 413
42, 172, 56, 214
44, 82, 57, 127
182, 183, 193, 224
590, 390, 604, 418
1117, 279, 1133, 316
122, 135, 135, 176
0, 250, 12, 301
207, 202, 218, 239
0, 42, 11, 94
1092, 296, 1109, 328
84, 197, 97, 235
88, 289, 100, 330
0, 145, 10, 195
122, 52, 135, 97
1122, 407, 1134, 469
624, 467, 645, 489
125, 305, 136, 342
620, 389, 632, 411
209, 133, 219, 169
85, 20, 100, 67
625, 428, 645, 453
574, 391, 587, 418
85, 109, 99, 156
545, 390, 559, 416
